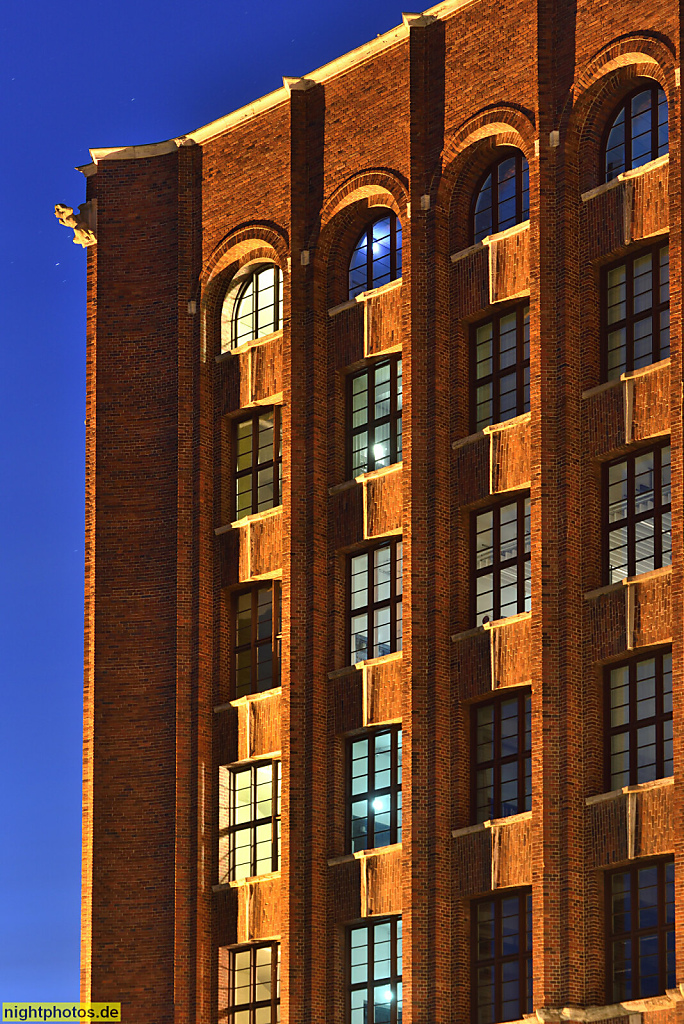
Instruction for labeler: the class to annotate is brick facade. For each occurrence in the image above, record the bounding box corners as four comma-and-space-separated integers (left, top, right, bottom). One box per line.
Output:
77, 1, 684, 1021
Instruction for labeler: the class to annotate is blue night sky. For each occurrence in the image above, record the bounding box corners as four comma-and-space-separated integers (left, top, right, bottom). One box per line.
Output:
0, 0, 404, 1001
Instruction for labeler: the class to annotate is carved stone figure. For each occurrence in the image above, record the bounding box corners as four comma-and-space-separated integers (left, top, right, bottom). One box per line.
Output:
54, 203, 97, 247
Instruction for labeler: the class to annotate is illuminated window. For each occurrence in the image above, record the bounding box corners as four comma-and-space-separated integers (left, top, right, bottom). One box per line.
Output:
602, 242, 669, 380
348, 917, 402, 1024
350, 539, 403, 664
608, 861, 674, 1000
604, 84, 668, 182
348, 357, 402, 477
219, 942, 280, 1023
219, 760, 281, 883
349, 728, 402, 852
606, 649, 672, 789
605, 443, 671, 582
472, 152, 529, 244
348, 214, 402, 299
225, 264, 283, 349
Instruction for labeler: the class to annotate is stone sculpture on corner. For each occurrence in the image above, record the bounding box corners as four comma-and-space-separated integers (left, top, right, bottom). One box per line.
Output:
54, 202, 97, 247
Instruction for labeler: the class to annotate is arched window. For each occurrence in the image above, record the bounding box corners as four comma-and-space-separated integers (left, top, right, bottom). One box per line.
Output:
225, 264, 283, 349
348, 213, 402, 299
472, 151, 529, 244
604, 84, 668, 182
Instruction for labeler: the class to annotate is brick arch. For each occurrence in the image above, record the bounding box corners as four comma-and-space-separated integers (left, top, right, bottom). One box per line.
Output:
313, 171, 409, 308
201, 224, 289, 361
563, 36, 677, 194
436, 107, 537, 255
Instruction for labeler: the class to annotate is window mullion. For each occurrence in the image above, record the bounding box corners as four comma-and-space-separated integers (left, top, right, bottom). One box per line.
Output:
628, 456, 636, 577
626, 255, 635, 373
655, 446, 663, 568
494, 701, 501, 818
493, 317, 500, 424
366, 226, 373, 293
518, 497, 525, 615
629, 660, 637, 786
493, 507, 501, 620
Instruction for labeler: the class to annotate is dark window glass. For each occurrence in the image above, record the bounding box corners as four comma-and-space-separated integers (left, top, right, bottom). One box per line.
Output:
473, 692, 531, 823
472, 152, 530, 244
473, 497, 531, 625
349, 728, 402, 852
349, 358, 402, 477
608, 860, 675, 1000
472, 305, 530, 431
228, 265, 283, 348
220, 942, 280, 1023
350, 539, 403, 664
605, 443, 671, 582
604, 85, 668, 182
603, 242, 670, 380
349, 917, 402, 1024
219, 761, 281, 883
234, 584, 281, 697
235, 408, 282, 520
349, 214, 403, 299
472, 890, 532, 1024
606, 650, 673, 790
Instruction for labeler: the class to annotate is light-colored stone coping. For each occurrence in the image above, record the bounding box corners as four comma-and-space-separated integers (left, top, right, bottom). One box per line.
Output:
581, 357, 671, 399
327, 842, 402, 867
451, 610, 531, 642
214, 687, 282, 714
213, 869, 281, 892
214, 504, 283, 536
537, 987, 684, 1021
215, 328, 283, 362
452, 411, 531, 449
452, 810, 532, 838
450, 219, 530, 263
329, 461, 403, 496
584, 564, 672, 601
328, 650, 402, 680
328, 276, 402, 317
581, 154, 669, 203
586, 775, 674, 807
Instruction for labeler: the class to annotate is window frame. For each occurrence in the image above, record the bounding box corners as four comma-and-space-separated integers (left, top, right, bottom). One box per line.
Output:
471, 690, 532, 824
347, 726, 402, 854
233, 582, 282, 699
604, 648, 673, 790
347, 916, 402, 1024
603, 440, 671, 583
471, 149, 530, 245
471, 888, 532, 1024
233, 406, 283, 521
348, 212, 402, 299
348, 538, 403, 665
470, 303, 530, 432
600, 240, 670, 381
224, 941, 280, 1023
222, 760, 281, 882
602, 83, 669, 183
606, 859, 675, 1001
230, 264, 283, 349
471, 495, 531, 626
347, 356, 403, 479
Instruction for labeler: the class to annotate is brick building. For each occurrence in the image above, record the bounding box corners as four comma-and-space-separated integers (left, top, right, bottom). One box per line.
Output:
71, 0, 684, 1021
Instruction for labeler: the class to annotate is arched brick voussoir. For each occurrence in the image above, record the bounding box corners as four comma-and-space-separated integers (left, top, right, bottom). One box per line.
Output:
563, 36, 678, 193
201, 222, 290, 290
436, 107, 537, 254
312, 170, 409, 308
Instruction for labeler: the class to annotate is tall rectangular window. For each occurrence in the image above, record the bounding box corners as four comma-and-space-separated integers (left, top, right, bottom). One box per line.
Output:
608, 860, 675, 1000
219, 760, 281, 883
235, 408, 282, 520
605, 443, 671, 582
606, 649, 673, 789
348, 917, 402, 1024
219, 942, 280, 1023
473, 497, 531, 625
234, 583, 281, 698
349, 357, 402, 478
603, 242, 670, 380
473, 692, 531, 823
472, 890, 532, 1024
349, 728, 402, 852
472, 305, 530, 432
350, 539, 403, 664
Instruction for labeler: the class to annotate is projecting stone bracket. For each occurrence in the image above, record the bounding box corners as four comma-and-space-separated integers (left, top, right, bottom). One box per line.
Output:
54, 201, 97, 247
